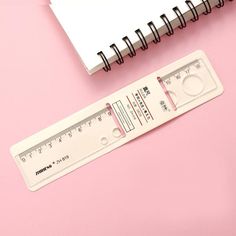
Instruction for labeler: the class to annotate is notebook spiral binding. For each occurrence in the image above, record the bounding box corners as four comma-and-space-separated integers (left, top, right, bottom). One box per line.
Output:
97, 0, 233, 72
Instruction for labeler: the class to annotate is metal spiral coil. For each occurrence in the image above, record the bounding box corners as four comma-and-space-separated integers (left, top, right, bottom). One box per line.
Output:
110, 44, 124, 65
147, 21, 161, 44
160, 14, 174, 36
217, 0, 225, 7
202, 0, 212, 15
135, 29, 148, 50
122, 36, 136, 58
173, 6, 187, 29
98, 0, 233, 72
97, 51, 111, 72
186, 0, 199, 22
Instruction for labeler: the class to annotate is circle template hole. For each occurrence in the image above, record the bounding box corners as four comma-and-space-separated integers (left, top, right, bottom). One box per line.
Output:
100, 137, 108, 145
112, 128, 122, 138
182, 75, 204, 96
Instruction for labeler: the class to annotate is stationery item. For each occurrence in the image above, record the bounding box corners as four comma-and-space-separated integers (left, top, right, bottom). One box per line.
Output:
10, 51, 223, 191
50, 0, 233, 74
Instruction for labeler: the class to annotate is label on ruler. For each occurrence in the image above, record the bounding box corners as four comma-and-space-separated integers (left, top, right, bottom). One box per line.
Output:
10, 51, 224, 191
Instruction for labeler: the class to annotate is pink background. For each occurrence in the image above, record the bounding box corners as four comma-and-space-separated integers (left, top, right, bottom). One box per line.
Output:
0, 1, 235, 235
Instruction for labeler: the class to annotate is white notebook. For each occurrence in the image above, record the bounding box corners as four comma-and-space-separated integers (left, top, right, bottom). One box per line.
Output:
50, 0, 231, 74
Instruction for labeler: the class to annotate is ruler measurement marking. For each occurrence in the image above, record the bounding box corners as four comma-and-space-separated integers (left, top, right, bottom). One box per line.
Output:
18, 108, 111, 160
163, 59, 199, 83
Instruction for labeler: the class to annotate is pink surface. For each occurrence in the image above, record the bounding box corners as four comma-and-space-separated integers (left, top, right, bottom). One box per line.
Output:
0, 1, 236, 236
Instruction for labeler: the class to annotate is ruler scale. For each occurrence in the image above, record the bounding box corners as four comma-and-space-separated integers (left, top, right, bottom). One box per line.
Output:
11, 51, 224, 191
158, 59, 218, 109
18, 105, 123, 161
13, 105, 125, 190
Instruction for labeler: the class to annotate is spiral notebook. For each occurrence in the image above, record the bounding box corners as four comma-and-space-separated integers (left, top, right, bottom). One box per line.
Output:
51, 0, 232, 74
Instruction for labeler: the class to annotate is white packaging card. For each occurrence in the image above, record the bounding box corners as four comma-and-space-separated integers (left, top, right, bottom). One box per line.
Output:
10, 51, 223, 191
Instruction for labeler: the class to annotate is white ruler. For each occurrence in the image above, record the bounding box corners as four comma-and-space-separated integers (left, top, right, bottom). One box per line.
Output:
11, 51, 223, 191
